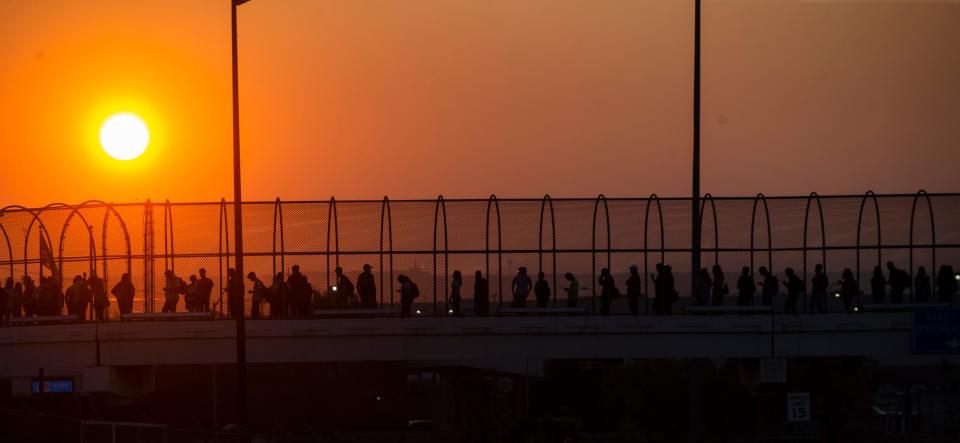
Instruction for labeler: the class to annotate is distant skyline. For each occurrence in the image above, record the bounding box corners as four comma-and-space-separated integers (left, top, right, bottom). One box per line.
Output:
1, 0, 958, 206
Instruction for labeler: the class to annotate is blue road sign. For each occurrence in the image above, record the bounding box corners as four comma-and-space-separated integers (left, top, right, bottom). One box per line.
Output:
914, 309, 960, 354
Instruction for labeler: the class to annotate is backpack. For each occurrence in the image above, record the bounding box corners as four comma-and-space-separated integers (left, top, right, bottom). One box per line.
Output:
409, 282, 420, 299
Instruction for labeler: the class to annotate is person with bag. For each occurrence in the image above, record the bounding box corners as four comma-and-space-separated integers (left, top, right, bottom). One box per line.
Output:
397, 274, 419, 317
598, 267, 618, 315
782, 267, 804, 316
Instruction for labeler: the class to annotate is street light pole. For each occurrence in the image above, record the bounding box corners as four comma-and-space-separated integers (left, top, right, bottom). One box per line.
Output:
230, 0, 249, 428
691, 0, 702, 304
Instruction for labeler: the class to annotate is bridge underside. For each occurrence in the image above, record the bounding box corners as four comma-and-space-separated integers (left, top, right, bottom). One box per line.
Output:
0, 313, 954, 377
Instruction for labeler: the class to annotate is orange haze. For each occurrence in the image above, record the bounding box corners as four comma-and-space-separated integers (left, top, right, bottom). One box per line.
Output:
1, 0, 958, 207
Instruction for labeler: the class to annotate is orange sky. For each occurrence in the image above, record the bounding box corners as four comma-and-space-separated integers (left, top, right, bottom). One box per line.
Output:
0, 0, 958, 207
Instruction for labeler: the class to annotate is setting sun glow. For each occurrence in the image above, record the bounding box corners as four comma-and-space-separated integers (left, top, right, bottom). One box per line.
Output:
99, 113, 149, 160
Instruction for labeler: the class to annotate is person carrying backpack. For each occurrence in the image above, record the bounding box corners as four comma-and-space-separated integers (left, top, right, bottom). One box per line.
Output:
398, 274, 419, 317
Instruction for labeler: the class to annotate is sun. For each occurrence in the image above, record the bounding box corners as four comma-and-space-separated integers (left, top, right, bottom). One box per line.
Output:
99, 113, 149, 160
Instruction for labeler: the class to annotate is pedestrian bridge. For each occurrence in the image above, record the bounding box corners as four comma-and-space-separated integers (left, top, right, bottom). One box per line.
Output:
0, 313, 948, 377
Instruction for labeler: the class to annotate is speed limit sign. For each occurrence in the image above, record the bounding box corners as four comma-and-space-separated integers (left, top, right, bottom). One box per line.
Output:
787, 392, 811, 422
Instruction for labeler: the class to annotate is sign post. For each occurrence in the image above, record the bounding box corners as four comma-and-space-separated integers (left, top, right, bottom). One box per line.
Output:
787, 392, 811, 422
913, 309, 960, 354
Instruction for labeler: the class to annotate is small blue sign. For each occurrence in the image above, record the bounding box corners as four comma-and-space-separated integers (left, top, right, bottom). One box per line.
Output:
914, 309, 960, 354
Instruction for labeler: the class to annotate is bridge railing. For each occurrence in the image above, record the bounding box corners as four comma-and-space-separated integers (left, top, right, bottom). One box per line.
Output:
0, 191, 957, 320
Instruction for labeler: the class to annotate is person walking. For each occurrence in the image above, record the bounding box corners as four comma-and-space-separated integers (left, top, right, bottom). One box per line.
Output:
227, 268, 245, 319
66, 275, 92, 321
736, 266, 756, 306
334, 267, 354, 309
268, 272, 289, 319
914, 266, 932, 303
287, 265, 309, 317
22, 276, 37, 317
758, 266, 779, 307
810, 264, 829, 313
598, 268, 618, 315
397, 274, 419, 317
626, 265, 642, 315
782, 267, 804, 316
886, 261, 910, 303
247, 272, 266, 320
162, 270, 181, 313
197, 268, 214, 313
511, 267, 533, 308
357, 264, 377, 309
711, 265, 728, 306
111, 273, 135, 316
449, 270, 463, 316
88, 271, 108, 321
935, 265, 958, 304
473, 271, 489, 317
838, 268, 859, 313
534, 272, 551, 309
563, 272, 580, 309
692, 268, 711, 306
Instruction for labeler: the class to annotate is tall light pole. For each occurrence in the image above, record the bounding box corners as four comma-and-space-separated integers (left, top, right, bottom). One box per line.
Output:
231, 0, 250, 427
691, 0, 702, 304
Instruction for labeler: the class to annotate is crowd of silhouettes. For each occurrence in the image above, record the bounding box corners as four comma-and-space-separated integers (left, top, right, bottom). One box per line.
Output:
0, 259, 957, 323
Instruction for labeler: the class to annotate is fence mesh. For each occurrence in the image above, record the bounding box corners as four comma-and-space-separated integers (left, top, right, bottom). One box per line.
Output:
1, 192, 957, 318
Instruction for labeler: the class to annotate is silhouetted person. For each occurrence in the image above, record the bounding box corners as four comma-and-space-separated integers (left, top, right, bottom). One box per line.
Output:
512, 267, 532, 308
935, 265, 958, 304
534, 272, 551, 308
11, 282, 23, 319
626, 265, 642, 315
247, 272, 266, 320
811, 264, 829, 313
598, 267, 617, 315
227, 268, 245, 319
22, 276, 36, 317
111, 273, 135, 315
886, 261, 909, 303
838, 268, 859, 313
870, 266, 886, 304
711, 265, 728, 306
357, 264, 377, 309
473, 271, 489, 317
287, 265, 309, 317
197, 268, 214, 313
66, 275, 92, 321
334, 267, 354, 309
782, 267, 803, 316
758, 266, 778, 307
184, 275, 200, 312
161, 270, 181, 313
449, 270, 463, 315
87, 271, 108, 321
914, 266, 932, 303
563, 272, 580, 309
0, 278, 11, 323
693, 268, 711, 306
397, 274, 419, 317
663, 265, 677, 315
37, 277, 57, 316
267, 272, 288, 318
737, 267, 756, 306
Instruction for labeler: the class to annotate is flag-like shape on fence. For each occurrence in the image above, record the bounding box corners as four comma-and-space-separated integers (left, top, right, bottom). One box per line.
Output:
40, 235, 58, 280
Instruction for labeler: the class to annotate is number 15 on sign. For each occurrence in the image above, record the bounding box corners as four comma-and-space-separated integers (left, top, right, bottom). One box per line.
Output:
788, 392, 811, 422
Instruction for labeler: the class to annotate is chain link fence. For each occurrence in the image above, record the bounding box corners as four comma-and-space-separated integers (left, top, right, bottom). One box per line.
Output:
1, 191, 957, 319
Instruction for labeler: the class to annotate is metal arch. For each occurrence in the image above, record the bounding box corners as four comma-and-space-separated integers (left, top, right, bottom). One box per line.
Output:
433, 195, 449, 316
802, 192, 827, 312
591, 194, 611, 314
698, 193, 720, 266
325, 197, 340, 290
80, 201, 134, 283
162, 199, 176, 273
855, 190, 882, 303
55, 203, 98, 277
21, 203, 70, 279
909, 189, 936, 302
749, 193, 773, 275
379, 196, 394, 308
485, 195, 503, 310
218, 198, 231, 317
272, 198, 286, 276
643, 194, 666, 315
0, 213, 14, 279
538, 195, 558, 307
